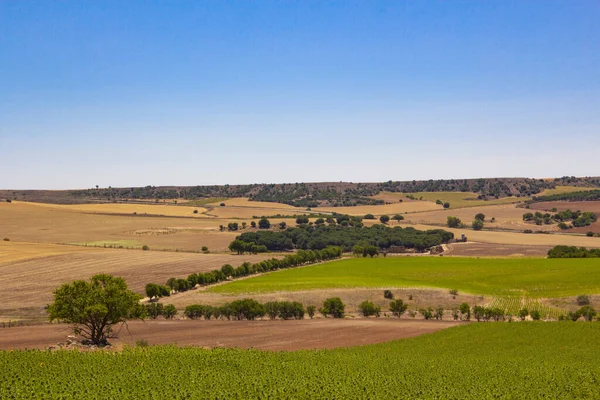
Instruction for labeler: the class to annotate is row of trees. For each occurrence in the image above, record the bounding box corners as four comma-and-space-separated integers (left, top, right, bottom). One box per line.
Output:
145, 247, 343, 298
234, 224, 454, 253
547, 246, 600, 258
523, 210, 597, 228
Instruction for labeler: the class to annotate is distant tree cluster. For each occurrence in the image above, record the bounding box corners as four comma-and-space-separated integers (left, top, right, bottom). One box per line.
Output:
547, 246, 600, 258
234, 224, 453, 253
532, 189, 600, 203
523, 210, 596, 229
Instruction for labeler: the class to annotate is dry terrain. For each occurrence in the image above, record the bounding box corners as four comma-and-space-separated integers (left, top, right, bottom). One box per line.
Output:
0, 319, 463, 351
0, 241, 277, 321
530, 201, 600, 234
444, 242, 551, 257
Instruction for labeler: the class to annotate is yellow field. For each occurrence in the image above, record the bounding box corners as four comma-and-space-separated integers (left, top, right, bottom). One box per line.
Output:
24, 201, 210, 218
0, 241, 97, 265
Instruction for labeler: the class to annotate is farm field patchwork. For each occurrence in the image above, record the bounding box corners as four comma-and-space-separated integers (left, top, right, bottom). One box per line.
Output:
211, 256, 600, 299
2, 323, 600, 399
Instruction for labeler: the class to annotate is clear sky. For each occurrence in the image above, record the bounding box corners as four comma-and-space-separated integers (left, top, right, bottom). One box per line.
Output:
1, 1, 599, 189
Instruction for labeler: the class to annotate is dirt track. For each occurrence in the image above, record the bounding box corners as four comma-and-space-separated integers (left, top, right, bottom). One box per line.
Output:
0, 319, 462, 351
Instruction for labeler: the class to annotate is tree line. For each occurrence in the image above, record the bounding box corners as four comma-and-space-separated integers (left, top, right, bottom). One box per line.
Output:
523, 210, 597, 229
532, 189, 600, 203
547, 246, 600, 258
145, 246, 343, 299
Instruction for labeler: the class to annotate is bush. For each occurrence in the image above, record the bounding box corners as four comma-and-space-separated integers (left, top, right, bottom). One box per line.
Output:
320, 297, 345, 318
379, 215, 390, 224
459, 303, 470, 320
296, 216, 309, 225
220, 203, 225, 206
577, 295, 591, 306
383, 290, 394, 300
447, 216, 461, 228
518, 308, 529, 321
530, 310, 541, 321
579, 306, 596, 321
258, 217, 271, 229
475, 213, 485, 221
443, 202, 450, 209
2, 238, 9, 241
306, 305, 316, 319
558, 222, 569, 230
359, 301, 381, 317
587, 231, 595, 237
363, 214, 375, 220
163, 304, 178, 319
449, 289, 458, 296
142, 245, 150, 251
201, 246, 209, 253
389, 299, 408, 317
193, 209, 198, 214
392, 214, 404, 222
419, 308, 433, 320
472, 220, 484, 231
436, 199, 443, 205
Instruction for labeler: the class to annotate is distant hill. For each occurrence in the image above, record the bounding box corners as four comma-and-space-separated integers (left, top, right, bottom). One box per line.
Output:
2, 176, 599, 206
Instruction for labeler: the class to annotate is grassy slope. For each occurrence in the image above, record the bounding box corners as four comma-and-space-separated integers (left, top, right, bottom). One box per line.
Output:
2, 323, 600, 399
211, 256, 600, 298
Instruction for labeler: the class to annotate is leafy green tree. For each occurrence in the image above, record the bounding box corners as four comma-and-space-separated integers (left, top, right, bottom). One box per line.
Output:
279, 221, 287, 230
530, 310, 541, 321
145, 303, 164, 319
379, 215, 390, 224
258, 217, 271, 229
306, 305, 316, 319
162, 304, 177, 319
229, 240, 246, 255
447, 216, 461, 228
389, 299, 408, 317
352, 245, 364, 257
472, 220, 484, 230
443, 202, 450, 209
47, 274, 143, 346
472, 305, 485, 321
319, 297, 345, 318
363, 214, 375, 220
359, 300, 381, 317
392, 214, 404, 222
145, 283, 161, 300
296, 216, 309, 225
459, 303, 470, 320
419, 308, 433, 320
518, 308, 529, 321
383, 290, 394, 300
221, 264, 235, 277
475, 213, 485, 221
250, 221, 257, 228
363, 245, 379, 258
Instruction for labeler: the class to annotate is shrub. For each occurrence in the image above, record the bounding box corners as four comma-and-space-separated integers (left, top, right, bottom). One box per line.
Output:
220, 203, 225, 206
449, 289, 458, 296
383, 290, 394, 300
392, 214, 404, 222
443, 202, 450, 209
320, 297, 345, 318
359, 301, 381, 317
163, 304, 178, 319
2, 238, 9, 241
518, 308, 529, 321
447, 216, 461, 228
201, 246, 209, 253
306, 305, 316, 319
530, 310, 541, 321
279, 221, 287, 230
296, 216, 309, 225
577, 295, 591, 306
379, 215, 390, 224
472, 220, 484, 231
475, 213, 485, 221
389, 299, 408, 317
434, 307, 444, 320
142, 245, 150, 251
459, 303, 470, 320
250, 221, 257, 228
363, 214, 375, 220
579, 306, 596, 321
419, 308, 433, 320
558, 222, 569, 230
193, 209, 199, 214
258, 217, 271, 229
436, 199, 443, 205
587, 231, 595, 237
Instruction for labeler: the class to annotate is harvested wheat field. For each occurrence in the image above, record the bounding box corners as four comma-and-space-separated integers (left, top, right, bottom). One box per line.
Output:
0, 319, 463, 351
1, 243, 278, 318
19, 201, 211, 218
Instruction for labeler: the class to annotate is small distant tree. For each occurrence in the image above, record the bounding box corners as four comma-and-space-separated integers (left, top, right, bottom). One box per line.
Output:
459, 303, 470, 320
201, 246, 209, 253
142, 245, 150, 251
474, 213, 485, 221
258, 217, 271, 229
162, 304, 177, 319
306, 305, 316, 319
579, 306, 596, 321
296, 216, 309, 225
530, 310, 541, 321
587, 231, 595, 237
443, 202, 450, 209
392, 214, 404, 222
145, 303, 164, 319
452, 308, 460, 320
389, 299, 408, 317
363, 245, 379, 258
518, 308, 529, 321
383, 290, 394, 300
558, 222, 569, 230
279, 221, 287, 230
419, 308, 433, 320
379, 215, 390, 224
352, 245, 364, 257
434, 307, 444, 320
47, 274, 143, 346
359, 301, 381, 317
472, 305, 485, 321
436, 199, 443, 205
241, 222, 247, 229
319, 297, 345, 318
447, 216, 461, 228
229, 240, 246, 255
193, 209, 199, 214
145, 283, 161, 300
221, 264, 235, 277
364, 214, 375, 220
250, 221, 257, 228
472, 220, 484, 231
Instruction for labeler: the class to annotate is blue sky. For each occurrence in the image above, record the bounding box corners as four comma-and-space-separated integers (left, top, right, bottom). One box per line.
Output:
1, 1, 599, 189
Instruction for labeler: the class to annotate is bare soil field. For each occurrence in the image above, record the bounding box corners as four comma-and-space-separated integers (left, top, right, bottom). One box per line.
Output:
0, 319, 463, 351
400, 223, 600, 248
444, 242, 551, 257
1, 244, 277, 318
530, 201, 600, 234
159, 287, 486, 315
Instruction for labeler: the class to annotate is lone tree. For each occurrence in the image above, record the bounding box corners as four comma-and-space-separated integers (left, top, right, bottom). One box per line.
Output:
319, 297, 345, 318
474, 213, 485, 222
258, 217, 271, 229
447, 216, 462, 228
47, 274, 143, 346
472, 219, 484, 231
379, 215, 390, 224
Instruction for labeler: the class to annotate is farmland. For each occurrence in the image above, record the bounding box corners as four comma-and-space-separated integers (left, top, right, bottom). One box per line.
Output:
2, 323, 600, 399
211, 256, 600, 298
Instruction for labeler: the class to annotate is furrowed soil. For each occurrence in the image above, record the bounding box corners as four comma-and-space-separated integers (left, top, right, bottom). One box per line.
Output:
444, 242, 551, 257
0, 319, 463, 351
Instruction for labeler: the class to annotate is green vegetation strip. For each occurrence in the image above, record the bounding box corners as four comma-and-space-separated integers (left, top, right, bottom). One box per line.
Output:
2, 323, 600, 399
211, 257, 600, 298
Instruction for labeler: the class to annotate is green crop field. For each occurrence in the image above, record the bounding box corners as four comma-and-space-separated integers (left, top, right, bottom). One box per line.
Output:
2, 323, 599, 399
211, 257, 600, 298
